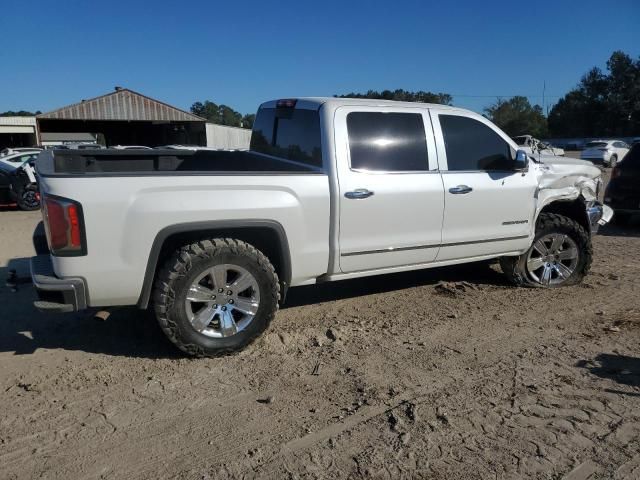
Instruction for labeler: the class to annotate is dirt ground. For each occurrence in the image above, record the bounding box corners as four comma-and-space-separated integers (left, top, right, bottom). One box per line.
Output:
1, 168, 639, 479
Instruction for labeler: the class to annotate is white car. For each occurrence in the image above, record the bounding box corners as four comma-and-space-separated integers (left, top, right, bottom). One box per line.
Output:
31, 97, 611, 356
580, 140, 630, 167
112, 145, 153, 150
0, 150, 41, 170
0, 147, 42, 158
512, 135, 564, 156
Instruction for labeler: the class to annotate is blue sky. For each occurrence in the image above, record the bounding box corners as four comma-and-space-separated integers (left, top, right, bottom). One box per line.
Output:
1, 0, 638, 116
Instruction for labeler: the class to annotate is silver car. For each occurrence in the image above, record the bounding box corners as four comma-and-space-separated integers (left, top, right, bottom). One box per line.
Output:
580, 140, 630, 167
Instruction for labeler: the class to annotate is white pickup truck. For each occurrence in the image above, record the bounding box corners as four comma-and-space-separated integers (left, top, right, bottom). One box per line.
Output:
31, 98, 612, 356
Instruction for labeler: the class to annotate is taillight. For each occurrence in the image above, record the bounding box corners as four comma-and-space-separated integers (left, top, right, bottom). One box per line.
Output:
43, 195, 86, 256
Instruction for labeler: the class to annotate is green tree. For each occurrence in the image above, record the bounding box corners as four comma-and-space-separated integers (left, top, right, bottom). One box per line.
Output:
0, 110, 41, 116
484, 96, 548, 138
548, 51, 640, 137
335, 89, 453, 105
190, 101, 246, 128
241, 114, 255, 129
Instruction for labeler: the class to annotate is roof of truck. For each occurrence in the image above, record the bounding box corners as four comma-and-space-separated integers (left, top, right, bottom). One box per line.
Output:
259, 97, 463, 111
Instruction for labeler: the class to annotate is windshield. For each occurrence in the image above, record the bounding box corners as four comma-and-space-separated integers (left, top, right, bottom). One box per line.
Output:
586, 142, 608, 148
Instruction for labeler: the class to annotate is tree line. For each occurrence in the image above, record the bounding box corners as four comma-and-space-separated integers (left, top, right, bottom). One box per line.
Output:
4, 51, 637, 138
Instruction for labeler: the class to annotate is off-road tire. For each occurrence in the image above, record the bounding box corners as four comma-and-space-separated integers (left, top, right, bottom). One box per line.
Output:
17, 185, 40, 211
500, 213, 592, 288
153, 238, 280, 357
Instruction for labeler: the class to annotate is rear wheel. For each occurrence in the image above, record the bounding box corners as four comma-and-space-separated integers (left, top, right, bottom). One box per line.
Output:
608, 154, 618, 168
153, 238, 280, 357
500, 213, 592, 288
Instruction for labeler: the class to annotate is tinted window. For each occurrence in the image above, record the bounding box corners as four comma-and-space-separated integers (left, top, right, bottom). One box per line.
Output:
347, 112, 428, 171
440, 115, 512, 171
586, 142, 607, 148
250, 107, 322, 167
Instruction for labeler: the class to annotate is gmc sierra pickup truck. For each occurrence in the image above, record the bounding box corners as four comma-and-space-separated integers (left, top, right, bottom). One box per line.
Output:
31, 98, 612, 356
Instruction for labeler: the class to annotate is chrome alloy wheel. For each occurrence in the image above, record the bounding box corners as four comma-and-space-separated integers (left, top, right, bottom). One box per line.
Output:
184, 264, 260, 338
526, 233, 579, 286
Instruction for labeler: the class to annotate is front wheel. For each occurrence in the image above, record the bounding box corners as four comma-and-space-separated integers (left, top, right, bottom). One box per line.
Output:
608, 155, 618, 168
153, 238, 280, 357
500, 213, 592, 288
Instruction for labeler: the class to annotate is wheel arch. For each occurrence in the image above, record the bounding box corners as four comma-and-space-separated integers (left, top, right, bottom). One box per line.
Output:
137, 220, 291, 309
536, 197, 590, 233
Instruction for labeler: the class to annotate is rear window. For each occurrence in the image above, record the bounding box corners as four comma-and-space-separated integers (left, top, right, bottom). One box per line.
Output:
586, 142, 608, 148
250, 107, 322, 168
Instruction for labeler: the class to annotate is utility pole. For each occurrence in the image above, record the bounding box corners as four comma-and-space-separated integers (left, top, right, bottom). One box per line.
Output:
542, 81, 546, 116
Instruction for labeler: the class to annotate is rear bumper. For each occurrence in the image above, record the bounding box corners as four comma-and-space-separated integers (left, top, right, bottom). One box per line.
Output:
587, 202, 613, 232
31, 254, 87, 313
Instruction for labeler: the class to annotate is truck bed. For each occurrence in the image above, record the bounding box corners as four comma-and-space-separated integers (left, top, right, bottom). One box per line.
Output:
37, 149, 322, 177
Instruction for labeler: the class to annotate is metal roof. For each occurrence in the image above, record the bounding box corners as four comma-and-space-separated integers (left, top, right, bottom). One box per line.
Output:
0, 116, 36, 126
37, 88, 205, 122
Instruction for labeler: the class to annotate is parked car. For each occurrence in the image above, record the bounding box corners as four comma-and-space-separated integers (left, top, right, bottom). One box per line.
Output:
0, 147, 42, 158
565, 141, 585, 151
112, 145, 153, 150
0, 160, 39, 210
0, 150, 41, 170
30, 97, 611, 356
539, 141, 565, 156
580, 140, 630, 167
604, 143, 640, 224
512, 135, 564, 156
69, 143, 106, 150
631, 137, 640, 146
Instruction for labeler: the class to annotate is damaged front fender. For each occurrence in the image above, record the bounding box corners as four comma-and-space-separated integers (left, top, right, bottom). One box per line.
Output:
533, 155, 613, 231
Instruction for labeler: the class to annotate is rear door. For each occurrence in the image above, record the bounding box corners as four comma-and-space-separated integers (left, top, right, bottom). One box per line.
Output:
335, 106, 445, 273
430, 109, 538, 261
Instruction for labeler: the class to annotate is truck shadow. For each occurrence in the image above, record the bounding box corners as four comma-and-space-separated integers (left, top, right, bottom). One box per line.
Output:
0, 258, 506, 358
284, 260, 507, 308
0, 259, 179, 359
577, 353, 640, 395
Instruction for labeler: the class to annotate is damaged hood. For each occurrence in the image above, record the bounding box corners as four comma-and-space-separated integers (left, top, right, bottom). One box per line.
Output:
532, 153, 613, 226
533, 154, 602, 202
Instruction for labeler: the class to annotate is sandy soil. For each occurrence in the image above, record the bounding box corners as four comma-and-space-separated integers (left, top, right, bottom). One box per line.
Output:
1, 172, 639, 479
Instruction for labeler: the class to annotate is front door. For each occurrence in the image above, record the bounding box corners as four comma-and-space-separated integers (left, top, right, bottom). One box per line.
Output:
335, 106, 445, 273
430, 110, 538, 261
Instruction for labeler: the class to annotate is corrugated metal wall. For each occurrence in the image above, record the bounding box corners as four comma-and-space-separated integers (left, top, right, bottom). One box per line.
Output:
206, 123, 251, 149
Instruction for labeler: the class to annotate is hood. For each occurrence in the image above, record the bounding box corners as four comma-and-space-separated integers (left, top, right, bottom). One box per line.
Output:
533, 154, 602, 203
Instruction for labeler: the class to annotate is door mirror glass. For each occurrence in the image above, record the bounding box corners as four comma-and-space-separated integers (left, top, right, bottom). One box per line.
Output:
514, 149, 529, 171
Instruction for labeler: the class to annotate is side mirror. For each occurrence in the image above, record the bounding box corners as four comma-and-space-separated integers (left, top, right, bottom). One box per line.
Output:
514, 149, 529, 171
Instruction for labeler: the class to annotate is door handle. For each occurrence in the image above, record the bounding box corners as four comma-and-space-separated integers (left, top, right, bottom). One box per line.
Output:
344, 189, 374, 199
449, 185, 473, 194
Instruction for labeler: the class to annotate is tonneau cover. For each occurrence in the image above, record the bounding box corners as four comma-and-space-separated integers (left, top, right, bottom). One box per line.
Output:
36, 149, 322, 176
